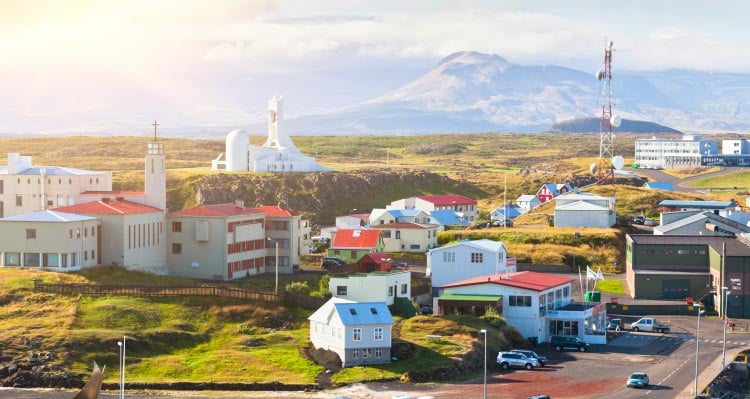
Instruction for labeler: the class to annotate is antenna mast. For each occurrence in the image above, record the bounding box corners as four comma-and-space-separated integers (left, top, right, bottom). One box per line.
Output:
596, 40, 617, 185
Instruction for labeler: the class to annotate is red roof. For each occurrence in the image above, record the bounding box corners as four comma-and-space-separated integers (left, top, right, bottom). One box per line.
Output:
371, 222, 433, 229
55, 198, 161, 215
169, 203, 265, 217
331, 229, 381, 249
358, 252, 392, 264
443, 271, 574, 292
418, 194, 477, 206
250, 205, 300, 217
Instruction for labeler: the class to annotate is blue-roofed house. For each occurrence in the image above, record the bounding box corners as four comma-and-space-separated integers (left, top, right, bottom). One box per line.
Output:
0, 210, 101, 270
369, 208, 430, 226
642, 182, 674, 191
658, 200, 738, 218
308, 297, 394, 367
426, 209, 470, 229
491, 204, 525, 223
516, 194, 541, 211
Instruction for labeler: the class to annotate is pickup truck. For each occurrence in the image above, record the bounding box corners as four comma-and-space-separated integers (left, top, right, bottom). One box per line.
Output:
630, 317, 670, 333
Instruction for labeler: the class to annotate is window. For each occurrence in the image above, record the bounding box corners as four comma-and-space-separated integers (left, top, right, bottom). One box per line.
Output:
381, 230, 391, 238
353, 328, 362, 341
337, 286, 348, 295
172, 221, 182, 232
350, 250, 357, 259
24, 253, 40, 267
401, 284, 407, 294
388, 286, 394, 296
374, 327, 383, 340
352, 349, 360, 359
26, 229, 36, 239
509, 295, 532, 307
172, 243, 182, 254
443, 251, 455, 262
395, 230, 401, 239
5, 252, 20, 266
362, 348, 372, 358
0, 179, 3, 194
471, 252, 483, 263
410, 244, 420, 250
15, 195, 22, 207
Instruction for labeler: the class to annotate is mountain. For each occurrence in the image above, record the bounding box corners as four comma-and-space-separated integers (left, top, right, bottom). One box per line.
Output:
274, 51, 750, 135
548, 118, 682, 134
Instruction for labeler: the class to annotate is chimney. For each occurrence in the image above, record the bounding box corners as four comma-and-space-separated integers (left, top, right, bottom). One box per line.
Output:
235, 200, 244, 208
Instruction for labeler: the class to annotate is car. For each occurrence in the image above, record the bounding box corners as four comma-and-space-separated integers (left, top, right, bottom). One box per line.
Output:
394, 261, 409, 270
643, 218, 658, 226
510, 349, 548, 366
420, 306, 433, 315
549, 335, 590, 352
321, 257, 347, 269
626, 372, 649, 388
496, 351, 539, 370
633, 216, 645, 225
525, 396, 551, 399
607, 318, 624, 331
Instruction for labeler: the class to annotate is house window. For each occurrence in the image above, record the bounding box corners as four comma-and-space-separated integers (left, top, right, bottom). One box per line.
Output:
337, 286, 348, 295
353, 328, 362, 341
362, 348, 371, 358
26, 229, 36, 239
374, 327, 383, 341
5, 252, 20, 266
410, 244, 420, 250
172, 243, 182, 254
375, 348, 382, 358
443, 251, 455, 262
0, 179, 3, 194
381, 230, 391, 238
401, 284, 407, 294
643, 249, 655, 255
388, 286, 394, 296
15, 195, 22, 207
471, 252, 483, 263
395, 230, 401, 239
350, 250, 357, 258
509, 295, 532, 307
75, 228, 81, 238
24, 253, 40, 266
353, 349, 360, 359
172, 221, 182, 232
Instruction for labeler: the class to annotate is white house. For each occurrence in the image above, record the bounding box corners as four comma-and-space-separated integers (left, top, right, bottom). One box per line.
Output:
439, 271, 607, 344
554, 192, 616, 228
389, 194, 477, 222
655, 211, 750, 236
308, 297, 394, 367
370, 222, 439, 253
426, 239, 512, 296
329, 270, 411, 305
516, 195, 541, 211
369, 208, 431, 226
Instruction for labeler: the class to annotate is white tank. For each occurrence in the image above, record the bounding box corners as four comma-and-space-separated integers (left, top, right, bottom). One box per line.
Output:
225, 130, 249, 171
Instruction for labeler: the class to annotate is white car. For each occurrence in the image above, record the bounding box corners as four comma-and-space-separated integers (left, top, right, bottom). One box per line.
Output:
496, 351, 539, 370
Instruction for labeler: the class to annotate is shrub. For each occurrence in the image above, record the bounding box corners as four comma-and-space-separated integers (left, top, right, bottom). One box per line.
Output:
286, 281, 311, 295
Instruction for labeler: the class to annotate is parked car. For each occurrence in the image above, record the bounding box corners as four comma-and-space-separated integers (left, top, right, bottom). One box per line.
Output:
496, 351, 539, 370
549, 335, 590, 352
633, 216, 645, 225
321, 257, 347, 269
525, 396, 551, 399
626, 372, 649, 388
510, 349, 548, 367
643, 218, 658, 226
420, 306, 433, 315
607, 318, 624, 331
394, 261, 409, 270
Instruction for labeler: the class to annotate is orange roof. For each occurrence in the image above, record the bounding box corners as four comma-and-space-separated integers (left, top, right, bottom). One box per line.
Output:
55, 198, 161, 215
443, 271, 574, 292
418, 194, 476, 206
250, 205, 300, 217
332, 229, 381, 249
169, 203, 265, 218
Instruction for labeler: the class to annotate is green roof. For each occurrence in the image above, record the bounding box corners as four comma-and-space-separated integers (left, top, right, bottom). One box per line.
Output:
439, 294, 502, 302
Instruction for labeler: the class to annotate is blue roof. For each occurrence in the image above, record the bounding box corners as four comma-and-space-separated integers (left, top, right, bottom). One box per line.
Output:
388, 209, 420, 220
1, 210, 98, 222
335, 302, 393, 326
492, 204, 524, 219
428, 210, 469, 226
658, 200, 735, 209
643, 182, 674, 191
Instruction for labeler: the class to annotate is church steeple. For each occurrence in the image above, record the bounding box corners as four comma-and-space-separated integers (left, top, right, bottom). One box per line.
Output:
144, 120, 166, 211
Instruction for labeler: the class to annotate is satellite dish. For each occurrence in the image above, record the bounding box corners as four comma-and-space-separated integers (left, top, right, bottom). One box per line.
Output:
596, 70, 603, 80
191, 261, 199, 268
589, 163, 596, 174
612, 155, 625, 170
610, 115, 622, 128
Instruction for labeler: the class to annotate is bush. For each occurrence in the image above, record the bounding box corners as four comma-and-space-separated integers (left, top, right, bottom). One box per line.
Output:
286, 281, 311, 295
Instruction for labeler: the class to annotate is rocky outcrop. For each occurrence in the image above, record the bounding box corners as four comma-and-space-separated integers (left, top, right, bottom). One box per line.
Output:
0, 351, 83, 388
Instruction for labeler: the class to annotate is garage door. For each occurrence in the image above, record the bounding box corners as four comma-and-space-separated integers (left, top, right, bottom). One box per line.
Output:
662, 279, 690, 300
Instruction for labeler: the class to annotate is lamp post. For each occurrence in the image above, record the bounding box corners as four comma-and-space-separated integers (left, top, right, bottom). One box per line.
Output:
480, 329, 487, 399
117, 336, 126, 399
694, 303, 704, 396
267, 238, 279, 296
722, 287, 731, 367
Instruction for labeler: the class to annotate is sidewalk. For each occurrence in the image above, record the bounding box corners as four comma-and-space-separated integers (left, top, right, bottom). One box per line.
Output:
677, 352, 725, 398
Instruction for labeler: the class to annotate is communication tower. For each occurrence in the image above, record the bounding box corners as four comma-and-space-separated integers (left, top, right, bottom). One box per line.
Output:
595, 40, 620, 185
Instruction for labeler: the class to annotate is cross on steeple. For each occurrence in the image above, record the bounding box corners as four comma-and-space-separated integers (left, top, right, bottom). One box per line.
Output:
152, 120, 159, 141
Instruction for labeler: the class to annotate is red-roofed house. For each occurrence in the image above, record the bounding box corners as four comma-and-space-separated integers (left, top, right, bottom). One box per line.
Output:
55, 197, 166, 273
167, 202, 267, 280
370, 222, 439, 253
438, 271, 607, 344
328, 229, 384, 263
389, 194, 477, 222
249, 205, 312, 269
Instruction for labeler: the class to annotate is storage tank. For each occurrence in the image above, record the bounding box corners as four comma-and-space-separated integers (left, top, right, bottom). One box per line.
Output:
225, 130, 249, 171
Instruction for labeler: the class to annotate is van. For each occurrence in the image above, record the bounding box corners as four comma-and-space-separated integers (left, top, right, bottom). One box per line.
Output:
549, 335, 590, 352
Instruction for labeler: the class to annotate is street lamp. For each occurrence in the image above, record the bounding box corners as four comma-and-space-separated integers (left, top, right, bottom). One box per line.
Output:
117, 336, 126, 399
480, 329, 487, 399
694, 303, 705, 396
722, 287, 731, 367
267, 237, 279, 296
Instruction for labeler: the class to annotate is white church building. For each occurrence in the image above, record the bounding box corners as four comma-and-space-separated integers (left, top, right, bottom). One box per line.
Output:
212, 97, 329, 173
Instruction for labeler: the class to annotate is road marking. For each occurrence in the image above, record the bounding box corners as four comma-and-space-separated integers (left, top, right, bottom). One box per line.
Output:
644, 356, 694, 395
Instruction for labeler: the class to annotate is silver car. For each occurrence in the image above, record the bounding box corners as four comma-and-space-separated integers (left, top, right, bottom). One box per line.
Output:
496, 351, 539, 370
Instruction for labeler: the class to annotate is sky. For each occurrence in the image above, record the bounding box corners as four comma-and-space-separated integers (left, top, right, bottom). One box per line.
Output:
2, 0, 750, 136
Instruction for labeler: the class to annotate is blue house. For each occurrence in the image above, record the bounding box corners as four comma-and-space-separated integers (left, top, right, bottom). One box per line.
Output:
642, 181, 674, 191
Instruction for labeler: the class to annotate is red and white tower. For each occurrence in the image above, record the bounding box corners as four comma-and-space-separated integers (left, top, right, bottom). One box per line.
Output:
596, 40, 620, 185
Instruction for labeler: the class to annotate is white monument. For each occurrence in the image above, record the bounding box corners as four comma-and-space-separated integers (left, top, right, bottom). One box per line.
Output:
212, 96, 330, 172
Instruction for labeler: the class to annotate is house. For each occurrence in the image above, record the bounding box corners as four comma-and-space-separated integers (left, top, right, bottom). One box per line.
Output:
437, 271, 605, 344
250, 205, 312, 266
0, 153, 112, 218
329, 270, 411, 305
658, 200, 737, 218
389, 194, 477, 222
625, 233, 750, 318
554, 191, 616, 228
491, 204, 525, 223
55, 197, 166, 273
0, 210, 101, 270
516, 195, 541, 211
328, 229, 384, 263
308, 297, 394, 367
642, 181, 674, 191
370, 222, 439, 253
536, 183, 573, 204
426, 239, 512, 296
655, 211, 750, 236
355, 252, 393, 273
166, 202, 267, 281
426, 209, 469, 229
336, 213, 369, 229
369, 208, 431, 226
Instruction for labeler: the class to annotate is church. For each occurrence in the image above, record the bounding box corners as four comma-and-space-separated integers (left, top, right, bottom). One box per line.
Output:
212, 96, 330, 172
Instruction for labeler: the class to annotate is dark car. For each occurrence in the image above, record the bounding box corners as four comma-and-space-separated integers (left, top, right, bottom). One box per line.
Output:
549, 335, 590, 352
633, 215, 645, 225
420, 306, 434, 315
321, 257, 346, 269
510, 349, 548, 366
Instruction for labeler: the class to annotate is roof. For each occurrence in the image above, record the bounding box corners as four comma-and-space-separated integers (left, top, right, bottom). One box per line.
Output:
55, 198, 161, 215
169, 203, 265, 217
307, 297, 393, 326
658, 200, 736, 209
492, 204, 524, 218
555, 200, 610, 211
517, 194, 538, 202
438, 294, 502, 302
81, 190, 144, 196
331, 229, 381, 249
656, 211, 750, 235
249, 205, 299, 217
0, 166, 106, 176
431, 238, 505, 254
642, 182, 674, 191
627, 234, 750, 256
428, 210, 469, 226
370, 222, 435, 229
1, 210, 98, 223
417, 194, 477, 206
387, 209, 422, 220
556, 192, 610, 201
443, 271, 574, 292
358, 252, 392, 264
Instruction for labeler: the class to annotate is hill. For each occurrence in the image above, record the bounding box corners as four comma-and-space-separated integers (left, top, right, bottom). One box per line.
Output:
548, 117, 682, 134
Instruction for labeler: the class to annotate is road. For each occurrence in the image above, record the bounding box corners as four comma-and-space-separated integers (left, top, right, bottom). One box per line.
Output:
633, 166, 738, 195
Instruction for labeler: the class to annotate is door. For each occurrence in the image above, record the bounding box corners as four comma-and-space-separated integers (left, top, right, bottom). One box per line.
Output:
662, 279, 690, 300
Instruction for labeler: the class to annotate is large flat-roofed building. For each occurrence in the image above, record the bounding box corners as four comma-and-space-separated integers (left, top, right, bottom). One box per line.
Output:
634, 135, 718, 169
